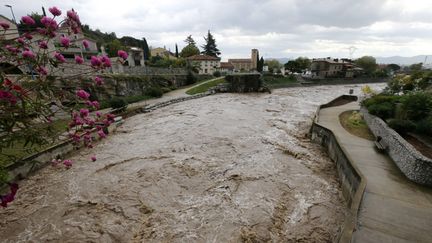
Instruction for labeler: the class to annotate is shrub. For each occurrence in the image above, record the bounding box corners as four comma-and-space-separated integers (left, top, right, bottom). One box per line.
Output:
363, 95, 400, 108
387, 119, 416, 135
401, 92, 432, 121
185, 71, 197, 85
368, 102, 395, 120
213, 70, 221, 77
109, 97, 128, 111
161, 87, 171, 93
145, 87, 163, 98
416, 116, 432, 136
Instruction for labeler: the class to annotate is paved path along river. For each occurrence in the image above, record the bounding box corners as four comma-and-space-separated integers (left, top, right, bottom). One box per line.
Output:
318, 102, 432, 243
0, 84, 383, 242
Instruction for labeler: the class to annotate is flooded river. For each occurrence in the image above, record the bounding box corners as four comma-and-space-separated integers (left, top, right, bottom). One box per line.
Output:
0, 84, 384, 242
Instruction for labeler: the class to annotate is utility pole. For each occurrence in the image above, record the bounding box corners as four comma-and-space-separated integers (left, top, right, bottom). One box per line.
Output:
5, 5, 16, 24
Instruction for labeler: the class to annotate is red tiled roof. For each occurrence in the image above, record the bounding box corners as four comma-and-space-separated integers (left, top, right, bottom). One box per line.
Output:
186, 54, 220, 61
228, 59, 252, 63
220, 62, 234, 69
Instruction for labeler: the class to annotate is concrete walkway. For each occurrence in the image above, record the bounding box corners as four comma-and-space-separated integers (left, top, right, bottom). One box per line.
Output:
318, 102, 432, 243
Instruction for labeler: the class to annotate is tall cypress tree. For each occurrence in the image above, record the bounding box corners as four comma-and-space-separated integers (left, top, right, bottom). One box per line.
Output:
258, 57, 264, 72
201, 30, 220, 57
175, 43, 179, 58
142, 37, 151, 60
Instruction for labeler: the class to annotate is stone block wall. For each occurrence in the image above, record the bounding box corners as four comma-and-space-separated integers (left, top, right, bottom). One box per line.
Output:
361, 107, 432, 186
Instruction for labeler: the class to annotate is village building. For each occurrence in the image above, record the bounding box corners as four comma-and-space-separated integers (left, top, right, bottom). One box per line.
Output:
219, 62, 235, 73
151, 47, 177, 59
310, 57, 361, 79
0, 15, 19, 40
227, 49, 259, 72
186, 54, 220, 75
126, 47, 145, 66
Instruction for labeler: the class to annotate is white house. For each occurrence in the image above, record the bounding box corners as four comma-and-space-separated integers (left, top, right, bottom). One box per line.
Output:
186, 54, 221, 74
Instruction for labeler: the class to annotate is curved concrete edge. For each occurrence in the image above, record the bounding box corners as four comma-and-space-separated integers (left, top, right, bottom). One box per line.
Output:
360, 107, 432, 186
1, 92, 214, 189
310, 95, 366, 243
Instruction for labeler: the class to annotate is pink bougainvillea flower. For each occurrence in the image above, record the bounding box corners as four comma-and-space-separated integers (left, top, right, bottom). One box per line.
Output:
41, 16, 58, 30
74, 55, 84, 64
21, 16, 36, 25
96, 111, 102, 117
12, 85, 22, 92
38, 40, 48, 49
22, 50, 35, 59
54, 52, 66, 63
79, 108, 89, 117
23, 32, 33, 40
90, 56, 101, 68
0, 22, 10, 30
17, 37, 25, 45
5, 45, 19, 54
3, 78, 12, 86
117, 50, 128, 60
37, 66, 48, 76
82, 40, 89, 49
0, 90, 17, 105
63, 159, 73, 168
100, 55, 111, 67
49, 6, 62, 16
60, 36, 70, 48
91, 155, 97, 162
94, 76, 104, 85
97, 129, 107, 139
76, 89, 90, 100
91, 101, 100, 109
0, 183, 19, 208
67, 10, 80, 23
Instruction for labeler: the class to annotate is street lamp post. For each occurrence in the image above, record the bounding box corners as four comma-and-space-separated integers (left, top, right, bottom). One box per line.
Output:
5, 4, 17, 24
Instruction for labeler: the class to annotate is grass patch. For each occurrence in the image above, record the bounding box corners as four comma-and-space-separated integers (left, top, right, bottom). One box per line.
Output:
339, 110, 375, 141
186, 77, 226, 95
263, 75, 298, 88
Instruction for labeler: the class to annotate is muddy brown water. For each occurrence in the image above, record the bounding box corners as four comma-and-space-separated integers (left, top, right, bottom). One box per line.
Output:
0, 84, 384, 242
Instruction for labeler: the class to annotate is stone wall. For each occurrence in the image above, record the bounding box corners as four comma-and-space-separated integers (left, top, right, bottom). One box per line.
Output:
310, 96, 366, 243
224, 73, 269, 92
361, 107, 432, 186
111, 65, 187, 76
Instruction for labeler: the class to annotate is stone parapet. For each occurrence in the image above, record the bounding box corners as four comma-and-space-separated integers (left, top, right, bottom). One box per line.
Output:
361, 107, 432, 186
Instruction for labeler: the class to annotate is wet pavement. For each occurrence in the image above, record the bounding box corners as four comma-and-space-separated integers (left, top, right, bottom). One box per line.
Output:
0, 84, 384, 242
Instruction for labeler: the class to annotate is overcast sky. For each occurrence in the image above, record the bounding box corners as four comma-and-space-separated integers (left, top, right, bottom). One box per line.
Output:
2, 0, 432, 60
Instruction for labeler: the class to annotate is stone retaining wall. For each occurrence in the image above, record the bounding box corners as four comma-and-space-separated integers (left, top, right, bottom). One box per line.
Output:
310, 96, 366, 243
361, 107, 432, 186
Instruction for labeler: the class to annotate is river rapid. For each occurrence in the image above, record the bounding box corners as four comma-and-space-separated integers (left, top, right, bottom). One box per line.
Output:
0, 84, 384, 242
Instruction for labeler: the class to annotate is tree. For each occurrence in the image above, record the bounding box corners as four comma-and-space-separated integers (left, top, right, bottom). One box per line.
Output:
201, 30, 221, 57
258, 57, 265, 72
409, 63, 423, 71
285, 60, 300, 73
184, 35, 196, 46
284, 57, 310, 73
142, 37, 151, 60
355, 56, 377, 75
387, 63, 401, 72
265, 59, 282, 73
180, 44, 200, 58
105, 39, 126, 57
295, 57, 311, 71
175, 43, 179, 58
